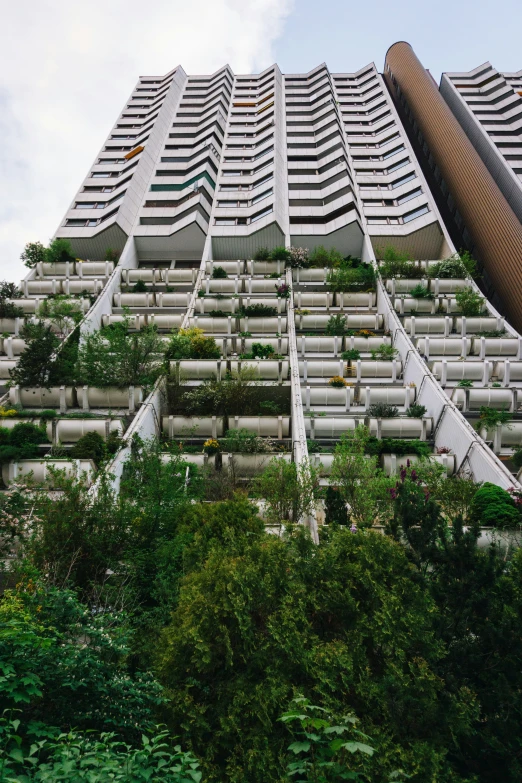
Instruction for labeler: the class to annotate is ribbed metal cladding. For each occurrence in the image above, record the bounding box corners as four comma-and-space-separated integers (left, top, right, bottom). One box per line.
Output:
384, 42, 522, 332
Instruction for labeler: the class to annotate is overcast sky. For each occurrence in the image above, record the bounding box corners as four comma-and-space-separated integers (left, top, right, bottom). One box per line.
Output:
1, 0, 520, 282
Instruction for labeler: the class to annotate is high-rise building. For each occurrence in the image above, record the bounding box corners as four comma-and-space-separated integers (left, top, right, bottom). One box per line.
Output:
55, 61, 451, 264
2, 48, 522, 526
439, 63, 522, 224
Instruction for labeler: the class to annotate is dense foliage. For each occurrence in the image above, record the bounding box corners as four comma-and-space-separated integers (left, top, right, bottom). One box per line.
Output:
1, 436, 522, 782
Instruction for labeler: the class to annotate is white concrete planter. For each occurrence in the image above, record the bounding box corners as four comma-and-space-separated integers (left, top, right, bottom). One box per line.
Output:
304, 386, 354, 408
295, 292, 333, 308
229, 359, 289, 381
475, 527, 522, 551
386, 278, 428, 294
0, 360, 17, 379
199, 297, 236, 314
2, 459, 95, 487
358, 385, 414, 407
26, 280, 62, 295
228, 415, 290, 438
36, 261, 73, 277
451, 387, 513, 411
470, 337, 520, 357
190, 316, 231, 334
64, 279, 102, 295
299, 313, 381, 330
0, 337, 27, 357
77, 386, 143, 411
431, 359, 490, 383
148, 314, 183, 330
292, 268, 327, 282
404, 316, 449, 335
381, 453, 455, 476
161, 452, 209, 468
10, 386, 75, 408
416, 337, 471, 357
338, 292, 376, 308
496, 361, 522, 382
222, 451, 291, 476
247, 279, 284, 293
163, 415, 224, 438
0, 318, 21, 335
455, 317, 501, 334
79, 261, 114, 277
114, 293, 155, 308
123, 269, 162, 284
239, 317, 287, 334
247, 260, 285, 275
165, 268, 198, 284
171, 361, 222, 380
206, 279, 238, 294
394, 297, 435, 314
242, 337, 288, 354
207, 260, 244, 276
157, 292, 191, 308
50, 418, 123, 443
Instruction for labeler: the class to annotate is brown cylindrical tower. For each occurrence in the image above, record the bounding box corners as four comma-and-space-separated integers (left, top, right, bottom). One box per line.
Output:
384, 41, 522, 332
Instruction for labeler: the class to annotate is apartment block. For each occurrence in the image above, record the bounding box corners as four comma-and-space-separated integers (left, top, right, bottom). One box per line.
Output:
440, 63, 522, 223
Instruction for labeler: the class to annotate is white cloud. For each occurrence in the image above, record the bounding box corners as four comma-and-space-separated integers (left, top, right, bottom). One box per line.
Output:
0, 0, 294, 282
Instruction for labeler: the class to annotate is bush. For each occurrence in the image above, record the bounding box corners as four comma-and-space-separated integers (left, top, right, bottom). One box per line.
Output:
407, 404, 427, 418
478, 406, 512, 428
471, 482, 521, 529
366, 437, 431, 457
166, 327, 220, 361
324, 486, 349, 525
251, 342, 275, 359
132, 279, 148, 292
253, 247, 271, 261
326, 263, 375, 292
77, 319, 164, 388
275, 282, 291, 298
20, 240, 47, 268
0, 280, 22, 299
46, 237, 75, 264
377, 246, 422, 279
455, 287, 484, 317
368, 403, 399, 418
239, 304, 277, 317
370, 344, 399, 361
37, 295, 84, 337
328, 376, 348, 388
429, 256, 468, 279
308, 245, 344, 268
8, 321, 61, 387
288, 246, 309, 268
221, 428, 276, 454
212, 266, 228, 279
0, 421, 48, 464
409, 284, 433, 299
325, 314, 348, 336
269, 246, 291, 262
70, 431, 106, 464
342, 348, 361, 362
105, 247, 120, 263
0, 299, 24, 318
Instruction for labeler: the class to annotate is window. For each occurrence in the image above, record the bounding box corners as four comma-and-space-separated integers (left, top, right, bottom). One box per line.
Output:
396, 188, 422, 205
403, 205, 429, 222
91, 172, 112, 178
222, 170, 241, 177
250, 205, 273, 222
215, 218, 236, 225
391, 173, 415, 189
75, 202, 107, 209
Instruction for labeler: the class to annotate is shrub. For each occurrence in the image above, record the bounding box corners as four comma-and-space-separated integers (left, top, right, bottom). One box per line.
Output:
409, 284, 433, 299
288, 246, 309, 268
254, 458, 318, 524
251, 342, 275, 359
377, 245, 422, 279
370, 344, 399, 361
366, 437, 431, 457
182, 367, 259, 416
253, 247, 271, 260
77, 319, 164, 388
8, 321, 61, 387
458, 379, 474, 388
221, 428, 276, 454
212, 266, 228, 279
166, 327, 220, 360
239, 304, 277, 317
46, 237, 75, 264
70, 431, 106, 464
407, 404, 427, 418
259, 400, 280, 415
326, 263, 375, 292
471, 482, 520, 529
203, 438, 220, 455
37, 295, 83, 337
0, 281, 22, 299
455, 287, 484, 317
478, 406, 512, 428
324, 486, 349, 525
308, 245, 344, 268
132, 279, 148, 292
342, 348, 361, 362
105, 247, 120, 263
0, 421, 48, 463
368, 403, 399, 418
512, 448, 522, 470
20, 240, 47, 268
0, 299, 24, 318
275, 282, 291, 298
269, 246, 291, 262
328, 376, 347, 388
429, 255, 469, 279
326, 314, 348, 336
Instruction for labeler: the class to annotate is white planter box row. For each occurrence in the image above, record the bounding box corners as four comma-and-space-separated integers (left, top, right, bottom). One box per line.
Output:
415, 336, 522, 359
4, 297, 91, 315
304, 416, 432, 440
479, 421, 522, 450
188, 315, 288, 334
299, 359, 402, 381
404, 315, 504, 336
35, 261, 114, 278
310, 452, 455, 477
0, 359, 17, 380
170, 359, 289, 382
2, 459, 96, 487
394, 296, 486, 315
386, 277, 469, 295
450, 387, 516, 412
102, 313, 183, 330
113, 293, 288, 314
9, 385, 143, 412
162, 415, 291, 439
161, 451, 292, 477
0, 417, 123, 443
430, 359, 522, 385
302, 385, 416, 411
23, 279, 103, 296
0, 337, 27, 358
297, 335, 391, 356
122, 268, 198, 285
